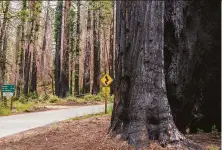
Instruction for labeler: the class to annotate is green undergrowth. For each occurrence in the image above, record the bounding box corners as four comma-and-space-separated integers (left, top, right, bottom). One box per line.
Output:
0, 93, 113, 116
0, 107, 11, 116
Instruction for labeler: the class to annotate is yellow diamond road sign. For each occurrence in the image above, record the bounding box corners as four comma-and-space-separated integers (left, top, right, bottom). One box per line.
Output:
100, 73, 113, 86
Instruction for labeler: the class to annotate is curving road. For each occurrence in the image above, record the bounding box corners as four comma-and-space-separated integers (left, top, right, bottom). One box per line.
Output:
0, 104, 112, 138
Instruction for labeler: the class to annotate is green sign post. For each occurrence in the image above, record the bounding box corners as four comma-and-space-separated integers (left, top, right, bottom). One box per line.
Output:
2, 84, 15, 93
1, 84, 15, 110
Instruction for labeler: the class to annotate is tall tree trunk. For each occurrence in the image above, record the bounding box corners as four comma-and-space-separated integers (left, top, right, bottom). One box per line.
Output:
69, 8, 75, 95
109, 1, 114, 78
23, 1, 35, 95
54, 1, 63, 97
0, 1, 10, 91
17, 0, 26, 97
74, 0, 81, 95
83, 8, 91, 94
14, 25, 21, 95
61, 1, 71, 97
41, 1, 50, 95
30, 1, 41, 94
110, 1, 201, 149
92, 5, 100, 95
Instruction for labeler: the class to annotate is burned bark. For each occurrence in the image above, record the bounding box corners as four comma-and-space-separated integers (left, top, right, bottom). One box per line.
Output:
164, 0, 221, 133
110, 1, 202, 149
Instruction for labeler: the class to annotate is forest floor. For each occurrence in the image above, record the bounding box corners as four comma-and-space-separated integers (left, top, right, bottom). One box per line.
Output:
0, 115, 220, 150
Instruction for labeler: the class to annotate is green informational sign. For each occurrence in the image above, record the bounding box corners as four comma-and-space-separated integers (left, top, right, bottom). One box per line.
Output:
2, 84, 15, 93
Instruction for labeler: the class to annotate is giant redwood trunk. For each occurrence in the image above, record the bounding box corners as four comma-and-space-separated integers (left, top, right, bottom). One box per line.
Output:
110, 1, 201, 149
164, 0, 221, 133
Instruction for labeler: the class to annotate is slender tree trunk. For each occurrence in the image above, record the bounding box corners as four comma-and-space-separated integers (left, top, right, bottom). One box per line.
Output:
23, 2, 35, 96
74, 0, 81, 95
14, 25, 21, 96
0, 1, 10, 90
61, 1, 71, 97
92, 5, 100, 95
41, 1, 50, 95
30, 1, 41, 94
17, 0, 26, 97
109, 1, 114, 78
110, 1, 201, 149
69, 8, 75, 96
83, 8, 91, 94
54, 1, 63, 97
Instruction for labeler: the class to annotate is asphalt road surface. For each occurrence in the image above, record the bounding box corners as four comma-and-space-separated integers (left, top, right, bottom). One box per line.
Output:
0, 104, 112, 138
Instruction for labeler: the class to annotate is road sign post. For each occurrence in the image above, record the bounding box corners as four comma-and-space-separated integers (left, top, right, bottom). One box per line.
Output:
102, 87, 111, 113
100, 74, 113, 114
1, 84, 15, 110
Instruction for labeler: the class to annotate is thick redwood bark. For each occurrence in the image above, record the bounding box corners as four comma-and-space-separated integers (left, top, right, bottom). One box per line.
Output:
83, 9, 91, 94
164, 0, 221, 133
110, 1, 202, 149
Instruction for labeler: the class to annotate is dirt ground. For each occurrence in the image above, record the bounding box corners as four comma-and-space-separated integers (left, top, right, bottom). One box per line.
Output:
0, 116, 220, 150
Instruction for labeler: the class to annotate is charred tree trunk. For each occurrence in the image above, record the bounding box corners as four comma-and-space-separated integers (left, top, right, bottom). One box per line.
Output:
61, 1, 71, 97
110, 1, 202, 149
54, 1, 63, 97
83, 9, 91, 94
164, 0, 221, 133
92, 6, 100, 95
74, 0, 81, 95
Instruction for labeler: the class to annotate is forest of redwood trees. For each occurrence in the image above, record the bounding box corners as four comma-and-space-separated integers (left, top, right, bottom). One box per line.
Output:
0, 1, 115, 98
0, 0, 220, 149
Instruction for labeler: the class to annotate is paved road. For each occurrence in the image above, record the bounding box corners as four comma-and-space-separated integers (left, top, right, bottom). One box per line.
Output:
0, 104, 112, 138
